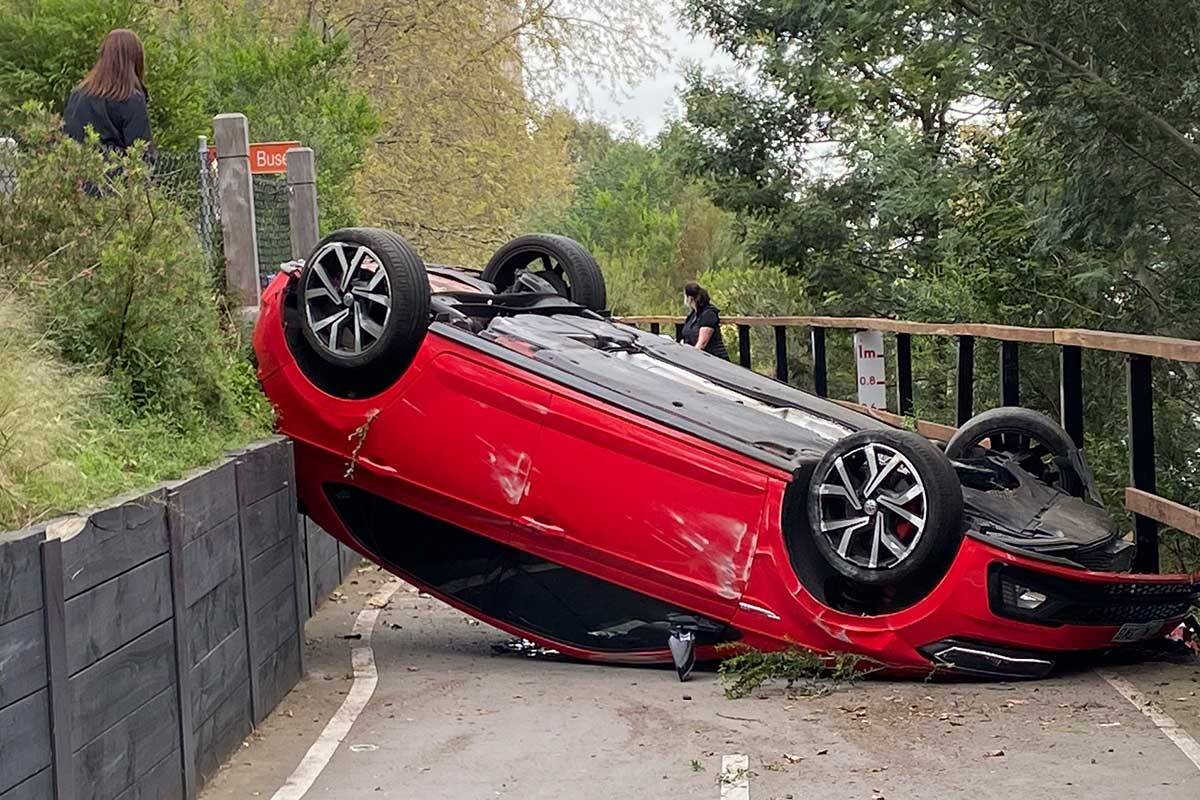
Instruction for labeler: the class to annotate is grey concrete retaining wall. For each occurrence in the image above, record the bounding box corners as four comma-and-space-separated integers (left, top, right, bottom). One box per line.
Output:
0, 437, 344, 800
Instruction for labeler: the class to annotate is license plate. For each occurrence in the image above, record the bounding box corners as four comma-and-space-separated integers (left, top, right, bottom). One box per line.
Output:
1112, 620, 1166, 643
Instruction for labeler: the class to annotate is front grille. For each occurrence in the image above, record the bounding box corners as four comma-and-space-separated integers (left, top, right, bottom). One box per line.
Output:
990, 564, 1198, 627
1071, 539, 1135, 572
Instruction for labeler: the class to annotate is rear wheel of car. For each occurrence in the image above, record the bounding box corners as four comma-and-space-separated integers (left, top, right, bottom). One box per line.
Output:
807, 429, 964, 589
482, 234, 607, 311
944, 407, 1084, 495
297, 227, 430, 383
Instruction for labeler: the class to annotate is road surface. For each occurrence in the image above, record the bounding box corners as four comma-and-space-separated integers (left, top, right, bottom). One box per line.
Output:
200, 566, 1200, 800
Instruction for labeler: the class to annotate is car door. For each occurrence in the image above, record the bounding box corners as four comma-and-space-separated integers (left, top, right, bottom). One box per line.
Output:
519, 391, 772, 623
357, 344, 553, 542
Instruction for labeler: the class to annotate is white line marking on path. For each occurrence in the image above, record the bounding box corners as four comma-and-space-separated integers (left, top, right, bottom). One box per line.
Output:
1098, 670, 1200, 772
720, 753, 750, 800
270, 578, 402, 800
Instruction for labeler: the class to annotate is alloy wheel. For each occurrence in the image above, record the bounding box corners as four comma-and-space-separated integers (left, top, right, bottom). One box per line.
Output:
303, 241, 392, 358
814, 442, 928, 570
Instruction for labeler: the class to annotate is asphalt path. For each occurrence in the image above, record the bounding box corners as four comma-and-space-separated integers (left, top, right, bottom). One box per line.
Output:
200, 566, 1200, 800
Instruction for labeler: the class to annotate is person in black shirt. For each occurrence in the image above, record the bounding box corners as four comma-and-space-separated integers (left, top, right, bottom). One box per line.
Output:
679, 281, 729, 359
64, 29, 154, 157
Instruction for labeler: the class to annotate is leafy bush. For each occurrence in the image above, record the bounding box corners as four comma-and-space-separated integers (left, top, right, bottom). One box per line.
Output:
193, 22, 379, 229
0, 0, 206, 149
0, 111, 269, 526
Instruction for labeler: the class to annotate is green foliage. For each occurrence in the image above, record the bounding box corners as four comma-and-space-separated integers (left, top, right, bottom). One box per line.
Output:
717, 644, 867, 699
531, 119, 749, 315
192, 22, 379, 228
0, 0, 206, 149
679, 0, 1200, 566
0, 1, 377, 223
0, 110, 270, 527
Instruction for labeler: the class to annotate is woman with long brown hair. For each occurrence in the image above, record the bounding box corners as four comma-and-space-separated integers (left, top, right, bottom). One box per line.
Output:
64, 29, 153, 154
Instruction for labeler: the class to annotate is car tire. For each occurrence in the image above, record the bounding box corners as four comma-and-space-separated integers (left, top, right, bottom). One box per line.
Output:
944, 407, 1084, 495
482, 233, 607, 311
807, 429, 964, 589
298, 227, 430, 373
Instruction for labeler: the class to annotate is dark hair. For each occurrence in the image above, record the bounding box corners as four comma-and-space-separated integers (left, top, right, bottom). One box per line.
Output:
80, 29, 146, 101
684, 281, 711, 309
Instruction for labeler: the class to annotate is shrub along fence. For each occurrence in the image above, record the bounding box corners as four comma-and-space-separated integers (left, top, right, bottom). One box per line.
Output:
0, 438, 355, 800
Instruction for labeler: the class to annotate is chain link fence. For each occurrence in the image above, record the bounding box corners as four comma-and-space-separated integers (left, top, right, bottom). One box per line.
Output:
253, 173, 293, 278
0, 136, 17, 195
152, 147, 223, 270
0, 135, 293, 285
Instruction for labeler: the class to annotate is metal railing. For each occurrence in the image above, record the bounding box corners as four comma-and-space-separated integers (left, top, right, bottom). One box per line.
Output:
622, 314, 1200, 573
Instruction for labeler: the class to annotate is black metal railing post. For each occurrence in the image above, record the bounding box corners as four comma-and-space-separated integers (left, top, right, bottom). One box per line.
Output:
674, 322, 684, 341
896, 333, 914, 416
956, 335, 975, 425
737, 324, 752, 369
1000, 341, 1020, 406
1127, 353, 1158, 573
650, 322, 660, 336
811, 327, 828, 397
1060, 345, 1084, 448
774, 326, 788, 383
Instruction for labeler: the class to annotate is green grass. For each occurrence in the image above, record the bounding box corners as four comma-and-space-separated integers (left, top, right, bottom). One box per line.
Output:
0, 299, 270, 530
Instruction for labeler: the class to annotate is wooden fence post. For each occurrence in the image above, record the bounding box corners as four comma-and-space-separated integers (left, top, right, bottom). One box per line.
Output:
283, 442, 308, 676
213, 113, 260, 311
40, 538, 74, 800
286, 147, 319, 261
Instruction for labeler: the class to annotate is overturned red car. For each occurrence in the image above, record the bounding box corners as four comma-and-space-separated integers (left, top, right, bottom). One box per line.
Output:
253, 227, 1199, 679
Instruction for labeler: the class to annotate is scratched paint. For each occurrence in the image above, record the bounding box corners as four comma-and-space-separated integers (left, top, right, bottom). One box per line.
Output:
647, 504, 753, 600
476, 436, 532, 506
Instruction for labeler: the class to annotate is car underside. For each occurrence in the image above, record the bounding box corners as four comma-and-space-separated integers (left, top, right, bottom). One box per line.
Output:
254, 228, 1199, 680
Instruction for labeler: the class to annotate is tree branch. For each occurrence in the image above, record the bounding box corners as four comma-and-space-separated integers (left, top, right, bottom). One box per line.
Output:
950, 0, 1200, 163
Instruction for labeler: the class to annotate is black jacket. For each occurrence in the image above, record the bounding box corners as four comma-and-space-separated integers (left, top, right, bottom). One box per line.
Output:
64, 88, 153, 154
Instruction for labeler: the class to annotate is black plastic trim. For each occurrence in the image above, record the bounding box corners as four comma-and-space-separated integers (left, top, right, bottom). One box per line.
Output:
919, 637, 1056, 679
988, 563, 1198, 627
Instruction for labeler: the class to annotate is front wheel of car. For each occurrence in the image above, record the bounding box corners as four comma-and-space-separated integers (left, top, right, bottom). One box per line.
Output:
482, 233, 607, 311
807, 429, 964, 589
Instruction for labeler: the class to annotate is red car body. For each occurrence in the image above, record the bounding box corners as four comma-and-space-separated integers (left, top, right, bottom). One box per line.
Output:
255, 268, 1198, 678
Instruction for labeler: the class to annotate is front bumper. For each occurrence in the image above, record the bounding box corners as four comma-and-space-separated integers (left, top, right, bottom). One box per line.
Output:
917, 554, 1198, 678
988, 562, 1198, 627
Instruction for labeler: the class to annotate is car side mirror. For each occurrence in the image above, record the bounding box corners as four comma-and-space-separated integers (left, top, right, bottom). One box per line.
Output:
668, 629, 696, 682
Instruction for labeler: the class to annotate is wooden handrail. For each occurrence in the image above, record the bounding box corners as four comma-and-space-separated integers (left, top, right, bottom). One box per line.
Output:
1125, 489, 1200, 540
620, 315, 1200, 359
621, 315, 1200, 543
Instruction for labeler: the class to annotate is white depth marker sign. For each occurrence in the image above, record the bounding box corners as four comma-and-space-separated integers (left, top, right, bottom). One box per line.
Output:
854, 329, 887, 408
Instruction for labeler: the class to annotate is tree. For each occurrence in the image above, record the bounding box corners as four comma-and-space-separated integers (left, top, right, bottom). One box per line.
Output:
678, 0, 1200, 566
530, 119, 748, 313
251, 0, 665, 263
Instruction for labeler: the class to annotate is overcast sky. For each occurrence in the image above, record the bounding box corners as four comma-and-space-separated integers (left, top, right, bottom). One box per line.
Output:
559, 3, 738, 139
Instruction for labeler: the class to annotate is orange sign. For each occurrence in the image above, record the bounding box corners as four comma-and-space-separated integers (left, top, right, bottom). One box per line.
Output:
206, 141, 302, 174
